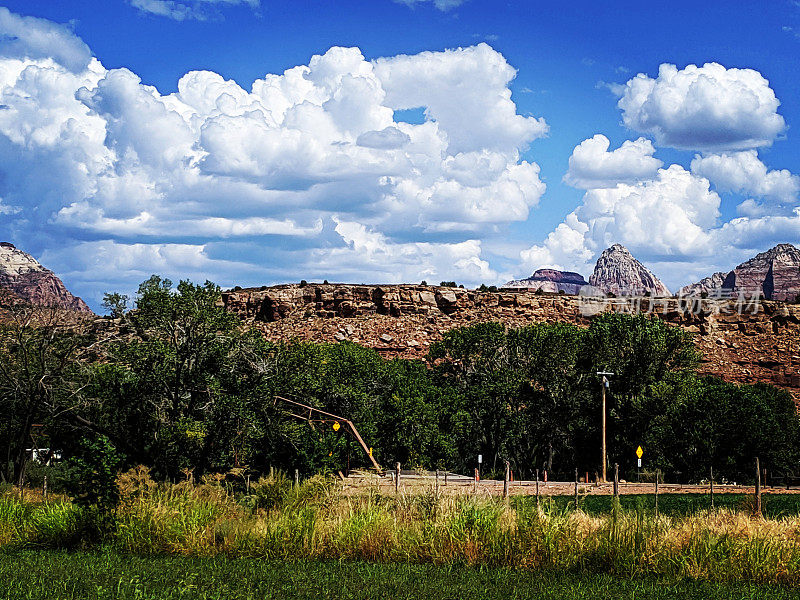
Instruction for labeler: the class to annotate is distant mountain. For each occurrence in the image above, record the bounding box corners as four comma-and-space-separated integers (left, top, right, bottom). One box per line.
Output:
0, 242, 91, 312
678, 244, 800, 301
677, 272, 727, 297
723, 244, 800, 302
588, 244, 671, 296
503, 269, 588, 294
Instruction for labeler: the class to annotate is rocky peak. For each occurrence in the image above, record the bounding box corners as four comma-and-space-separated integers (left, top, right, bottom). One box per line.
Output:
677, 272, 727, 297
722, 243, 800, 302
0, 243, 91, 312
588, 244, 671, 296
504, 269, 587, 294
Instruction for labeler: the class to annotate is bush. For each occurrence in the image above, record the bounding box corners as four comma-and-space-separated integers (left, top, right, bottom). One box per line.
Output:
62, 436, 122, 514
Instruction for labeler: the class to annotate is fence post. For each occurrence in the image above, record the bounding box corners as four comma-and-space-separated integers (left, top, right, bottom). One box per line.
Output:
535, 468, 540, 508
444, 470, 448, 486
755, 457, 762, 516
269, 465, 274, 479
710, 466, 714, 510
613, 463, 619, 500
42, 475, 48, 501
294, 469, 299, 489
474, 468, 479, 494
503, 461, 510, 500
574, 468, 579, 509
435, 470, 440, 496
654, 469, 659, 518
395, 462, 401, 494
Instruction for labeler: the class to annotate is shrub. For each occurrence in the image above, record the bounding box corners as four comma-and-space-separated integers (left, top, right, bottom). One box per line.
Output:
62, 436, 122, 514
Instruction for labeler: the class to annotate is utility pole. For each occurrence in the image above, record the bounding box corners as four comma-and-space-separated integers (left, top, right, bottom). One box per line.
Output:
597, 371, 614, 482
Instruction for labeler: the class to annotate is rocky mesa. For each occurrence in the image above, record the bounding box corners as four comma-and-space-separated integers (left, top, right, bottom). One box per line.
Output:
222, 282, 800, 402
504, 269, 588, 294
0, 242, 91, 312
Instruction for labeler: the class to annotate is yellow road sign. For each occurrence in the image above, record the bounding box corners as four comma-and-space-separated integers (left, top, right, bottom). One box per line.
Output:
333, 422, 340, 431
636, 446, 643, 459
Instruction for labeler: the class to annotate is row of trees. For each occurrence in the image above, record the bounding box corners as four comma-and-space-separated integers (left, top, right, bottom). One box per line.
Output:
1, 276, 798, 487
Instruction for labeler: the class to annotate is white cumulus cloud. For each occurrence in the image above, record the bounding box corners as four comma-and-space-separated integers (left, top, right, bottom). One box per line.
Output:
0, 7, 91, 73
564, 134, 662, 189
0, 9, 545, 306
617, 63, 785, 151
690, 150, 800, 208
522, 165, 721, 276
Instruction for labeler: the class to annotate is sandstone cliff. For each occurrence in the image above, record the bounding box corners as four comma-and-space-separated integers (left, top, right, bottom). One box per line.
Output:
588, 244, 670, 296
0, 242, 91, 312
722, 244, 800, 302
504, 269, 588, 294
222, 283, 800, 402
677, 272, 727, 297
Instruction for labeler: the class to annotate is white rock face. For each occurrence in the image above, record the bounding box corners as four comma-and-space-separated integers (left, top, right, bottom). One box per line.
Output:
0, 242, 46, 276
0, 242, 91, 312
588, 244, 671, 296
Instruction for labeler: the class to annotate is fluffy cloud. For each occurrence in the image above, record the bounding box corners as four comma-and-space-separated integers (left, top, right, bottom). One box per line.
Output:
564, 134, 662, 189
617, 63, 785, 151
128, 0, 260, 21
690, 150, 800, 209
0, 11, 545, 306
0, 8, 91, 73
522, 165, 721, 275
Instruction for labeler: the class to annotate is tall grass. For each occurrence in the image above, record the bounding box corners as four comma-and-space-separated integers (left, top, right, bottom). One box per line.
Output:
3, 468, 800, 585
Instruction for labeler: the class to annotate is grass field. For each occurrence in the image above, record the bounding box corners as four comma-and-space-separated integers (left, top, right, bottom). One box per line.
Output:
5, 470, 800, 594
517, 492, 800, 518
1, 551, 800, 600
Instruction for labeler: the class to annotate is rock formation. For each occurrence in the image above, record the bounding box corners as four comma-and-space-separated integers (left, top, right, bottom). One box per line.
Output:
0, 242, 91, 312
722, 244, 800, 302
221, 282, 800, 402
677, 272, 727, 297
588, 244, 670, 296
503, 269, 588, 294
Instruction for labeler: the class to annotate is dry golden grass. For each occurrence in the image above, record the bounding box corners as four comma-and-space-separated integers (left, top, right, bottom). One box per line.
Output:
4, 468, 800, 584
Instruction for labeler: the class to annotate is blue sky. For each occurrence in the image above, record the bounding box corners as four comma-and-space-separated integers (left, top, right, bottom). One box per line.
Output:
0, 0, 799, 309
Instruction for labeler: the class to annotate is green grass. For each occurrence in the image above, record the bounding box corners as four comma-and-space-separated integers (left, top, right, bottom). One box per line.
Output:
1, 551, 799, 600
514, 493, 800, 518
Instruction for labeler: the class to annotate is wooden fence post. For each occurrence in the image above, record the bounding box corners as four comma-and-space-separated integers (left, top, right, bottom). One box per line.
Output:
294, 469, 299, 488
535, 468, 540, 508
435, 470, 440, 496
574, 468, 579, 509
395, 462, 401, 494
503, 461, 510, 500
474, 468, 479, 494
613, 463, 619, 500
710, 466, 714, 510
755, 457, 762, 516
654, 469, 659, 517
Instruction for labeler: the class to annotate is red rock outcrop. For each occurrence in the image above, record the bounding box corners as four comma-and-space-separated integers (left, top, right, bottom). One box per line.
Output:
0, 242, 91, 313
222, 283, 800, 402
588, 244, 670, 296
503, 269, 588, 294
721, 244, 800, 302
677, 272, 728, 297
